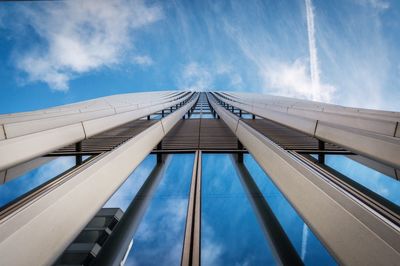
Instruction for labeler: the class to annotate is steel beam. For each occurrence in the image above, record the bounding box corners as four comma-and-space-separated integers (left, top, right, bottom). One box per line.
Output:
181, 151, 201, 266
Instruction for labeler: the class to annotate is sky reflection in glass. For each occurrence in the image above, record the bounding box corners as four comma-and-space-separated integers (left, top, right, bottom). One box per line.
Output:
104, 155, 156, 211
201, 154, 275, 266
126, 153, 194, 266
0, 156, 76, 208
244, 154, 336, 266
201, 113, 214, 119
324, 155, 400, 206
190, 114, 201, 119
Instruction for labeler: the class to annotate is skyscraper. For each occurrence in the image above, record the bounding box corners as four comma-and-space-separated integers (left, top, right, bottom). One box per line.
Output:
0, 91, 399, 265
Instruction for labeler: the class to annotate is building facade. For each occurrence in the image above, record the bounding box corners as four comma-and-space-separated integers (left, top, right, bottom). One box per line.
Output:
0, 91, 399, 265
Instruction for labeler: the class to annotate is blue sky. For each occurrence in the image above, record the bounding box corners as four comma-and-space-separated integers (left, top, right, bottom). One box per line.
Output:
0, 0, 399, 114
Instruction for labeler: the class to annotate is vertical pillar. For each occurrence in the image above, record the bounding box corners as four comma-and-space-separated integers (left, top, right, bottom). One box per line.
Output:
232, 160, 303, 266
237, 140, 244, 163
75, 142, 82, 165
94, 158, 169, 266
318, 140, 325, 164
157, 142, 162, 163
181, 151, 201, 266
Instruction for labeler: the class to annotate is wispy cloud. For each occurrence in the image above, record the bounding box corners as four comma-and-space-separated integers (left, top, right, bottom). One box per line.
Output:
261, 59, 335, 102
180, 62, 213, 89
305, 0, 320, 98
220, 1, 335, 103
355, 0, 390, 10
178, 61, 243, 90
132, 55, 154, 67
13, 0, 163, 91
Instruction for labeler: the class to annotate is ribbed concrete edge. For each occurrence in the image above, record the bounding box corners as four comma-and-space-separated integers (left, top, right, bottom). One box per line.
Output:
212, 93, 400, 169
0, 92, 194, 171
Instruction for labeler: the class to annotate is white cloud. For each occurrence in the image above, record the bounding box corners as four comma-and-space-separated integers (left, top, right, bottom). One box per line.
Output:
180, 62, 213, 90
223, 20, 335, 103
201, 221, 223, 266
262, 59, 335, 102
179, 61, 243, 90
15, 0, 163, 91
355, 0, 390, 10
132, 55, 154, 67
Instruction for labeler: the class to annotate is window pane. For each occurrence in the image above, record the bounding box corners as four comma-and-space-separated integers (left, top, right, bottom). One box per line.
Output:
0, 156, 77, 208
244, 154, 336, 265
104, 155, 156, 211
201, 154, 275, 265
201, 113, 214, 119
241, 114, 253, 119
126, 153, 194, 266
190, 114, 201, 119
324, 155, 400, 206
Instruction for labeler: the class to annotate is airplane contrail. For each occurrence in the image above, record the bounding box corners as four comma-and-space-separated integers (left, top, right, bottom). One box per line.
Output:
305, 0, 320, 99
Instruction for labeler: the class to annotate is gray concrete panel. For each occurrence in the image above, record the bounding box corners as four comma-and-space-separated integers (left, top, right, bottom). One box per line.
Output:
0, 123, 86, 171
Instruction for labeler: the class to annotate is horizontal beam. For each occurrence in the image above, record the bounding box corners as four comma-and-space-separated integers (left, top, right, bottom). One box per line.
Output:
212, 93, 400, 169
0, 93, 195, 171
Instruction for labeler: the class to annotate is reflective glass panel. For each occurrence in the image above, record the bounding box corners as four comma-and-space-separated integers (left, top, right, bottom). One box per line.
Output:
324, 155, 400, 206
190, 114, 201, 118
104, 155, 156, 211
126, 154, 194, 265
241, 114, 253, 119
201, 113, 214, 119
201, 154, 276, 265
0, 156, 77, 208
244, 154, 336, 265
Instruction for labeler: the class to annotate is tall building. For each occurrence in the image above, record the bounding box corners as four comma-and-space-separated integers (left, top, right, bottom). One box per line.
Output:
0, 91, 399, 265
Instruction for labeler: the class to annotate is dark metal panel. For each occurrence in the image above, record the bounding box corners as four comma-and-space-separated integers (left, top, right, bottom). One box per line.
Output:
162, 119, 238, 150
49, 120, 157, 154
243, 118, 343, 151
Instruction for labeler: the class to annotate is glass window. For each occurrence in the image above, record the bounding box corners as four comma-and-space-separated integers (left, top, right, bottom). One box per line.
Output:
126, 154, 194, 266
324, 155, 400, 206
241, 114, 253, 119
190, 114, 202, 119
201, 154, 276, 265
0, 156, 79, 208
244, 154, 336, 265
104, 155, 156, 211
201, 113, 214, 119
